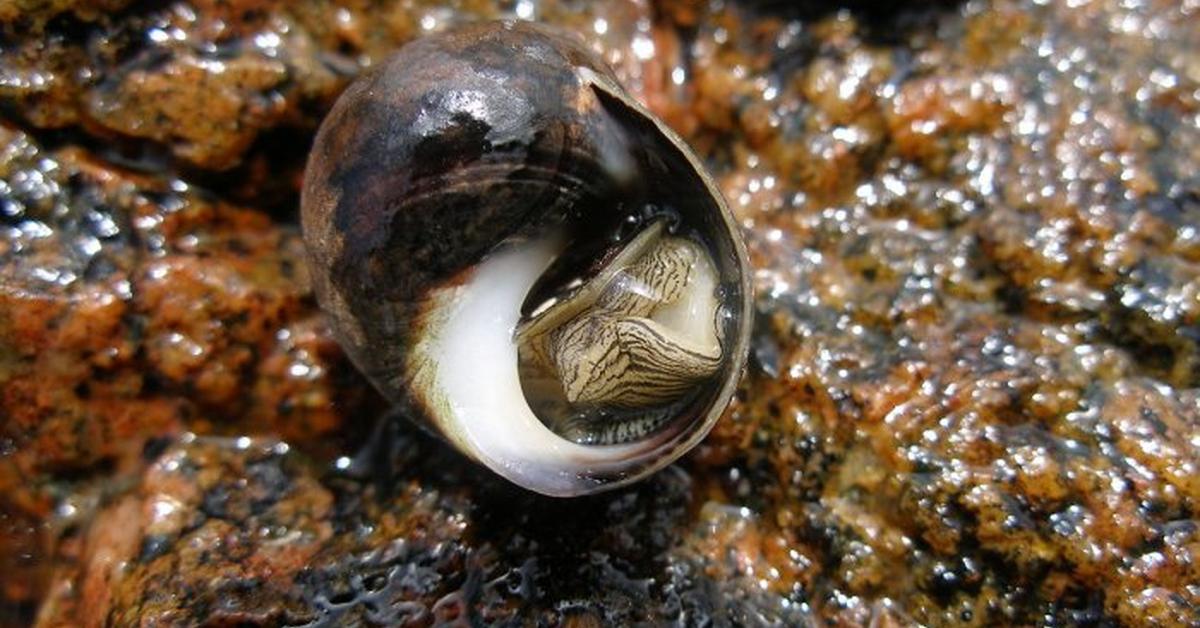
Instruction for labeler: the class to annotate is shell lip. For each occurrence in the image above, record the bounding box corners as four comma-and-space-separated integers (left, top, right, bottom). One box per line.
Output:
572, 67, 756, 481
405, 232, 694, 497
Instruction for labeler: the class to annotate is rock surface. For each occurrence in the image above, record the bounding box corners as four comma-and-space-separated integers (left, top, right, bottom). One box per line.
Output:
1, 0, 1197, 626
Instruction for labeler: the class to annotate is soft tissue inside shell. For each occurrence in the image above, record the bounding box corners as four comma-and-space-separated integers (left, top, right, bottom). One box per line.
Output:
517, 224, 725, 445
646, 246, 720, 359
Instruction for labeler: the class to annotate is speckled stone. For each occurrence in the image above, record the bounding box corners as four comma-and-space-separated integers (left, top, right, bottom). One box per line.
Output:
2, 0, 1198, 626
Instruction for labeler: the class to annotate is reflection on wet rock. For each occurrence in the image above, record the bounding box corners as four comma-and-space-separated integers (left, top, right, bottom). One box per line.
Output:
2, 0, 1198, 625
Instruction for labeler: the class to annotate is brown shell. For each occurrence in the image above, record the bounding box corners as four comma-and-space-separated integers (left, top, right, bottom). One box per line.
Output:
301, 20, 753, 495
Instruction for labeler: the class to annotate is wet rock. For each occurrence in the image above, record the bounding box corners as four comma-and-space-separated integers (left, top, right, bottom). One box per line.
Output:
36, 433, 711, 626
2, 0, 1199, 626
0, 0, 658, 172
0, 123, 378, 619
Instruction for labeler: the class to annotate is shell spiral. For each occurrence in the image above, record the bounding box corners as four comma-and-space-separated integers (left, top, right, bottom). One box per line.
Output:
301, 21, 752, 497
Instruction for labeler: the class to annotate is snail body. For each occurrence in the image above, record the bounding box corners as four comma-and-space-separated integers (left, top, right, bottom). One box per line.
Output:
301, 21, 752, 496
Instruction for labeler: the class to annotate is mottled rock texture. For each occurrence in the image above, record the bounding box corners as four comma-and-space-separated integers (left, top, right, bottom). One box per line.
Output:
1, 0, 1197, 626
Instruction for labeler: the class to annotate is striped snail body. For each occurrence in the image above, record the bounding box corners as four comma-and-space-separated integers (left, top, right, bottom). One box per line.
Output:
301, 21, 752, 497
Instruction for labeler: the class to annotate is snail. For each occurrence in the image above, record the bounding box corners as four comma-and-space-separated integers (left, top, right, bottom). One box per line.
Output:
301, 20, 752, 497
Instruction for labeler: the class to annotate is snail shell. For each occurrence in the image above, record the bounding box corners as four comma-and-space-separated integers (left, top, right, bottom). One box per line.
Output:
301, 21, 752, 497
